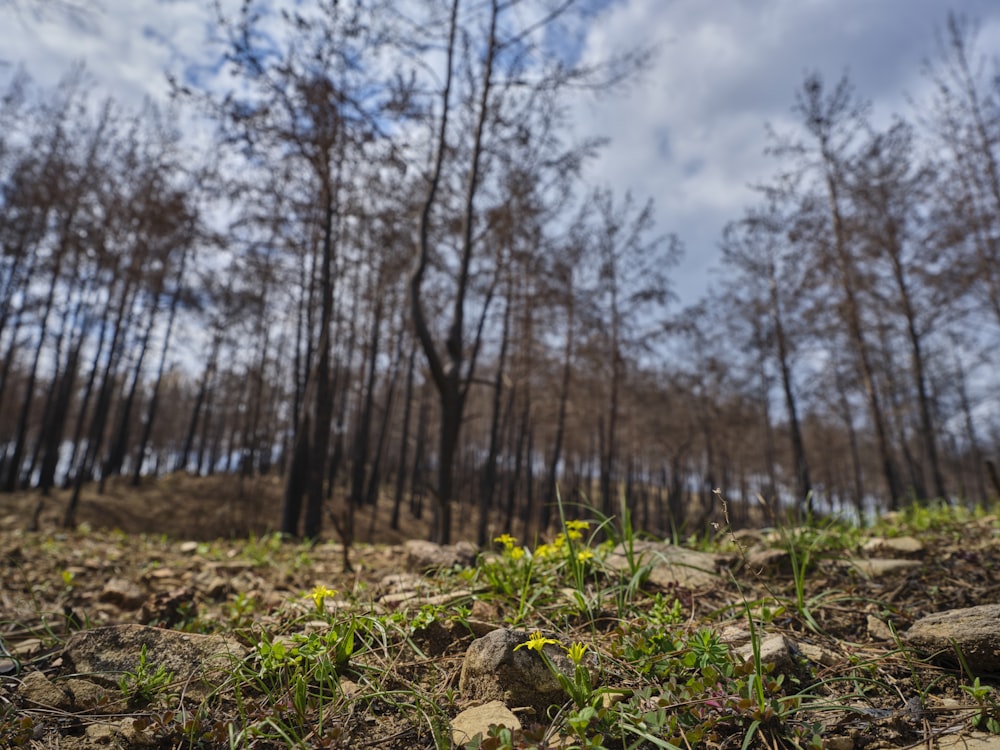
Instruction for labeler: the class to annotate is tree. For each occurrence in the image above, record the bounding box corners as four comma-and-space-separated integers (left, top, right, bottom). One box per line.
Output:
407, 0, 639, 542
720, 198, 813, 512
785, 74, 903, 506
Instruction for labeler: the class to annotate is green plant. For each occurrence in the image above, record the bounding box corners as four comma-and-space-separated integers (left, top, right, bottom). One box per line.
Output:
118, 644, 175, 707
961, 678, 1000, 733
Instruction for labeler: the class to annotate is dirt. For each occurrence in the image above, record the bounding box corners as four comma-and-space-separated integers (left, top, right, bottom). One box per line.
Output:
2, 476, 1000, 748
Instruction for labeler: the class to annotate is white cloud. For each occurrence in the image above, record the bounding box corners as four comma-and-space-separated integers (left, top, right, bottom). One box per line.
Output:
3, 0, 1000, 304
568, 0, 1000, 301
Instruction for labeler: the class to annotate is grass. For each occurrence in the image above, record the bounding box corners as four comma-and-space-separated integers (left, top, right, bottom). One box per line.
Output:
2, 494, 1000, 748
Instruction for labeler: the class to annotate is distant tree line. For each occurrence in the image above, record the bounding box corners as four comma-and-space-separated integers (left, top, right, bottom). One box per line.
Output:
0, 5, 997, 545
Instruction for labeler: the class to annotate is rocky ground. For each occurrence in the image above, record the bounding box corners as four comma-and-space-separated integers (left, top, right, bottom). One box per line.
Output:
2, 478, 1000, 749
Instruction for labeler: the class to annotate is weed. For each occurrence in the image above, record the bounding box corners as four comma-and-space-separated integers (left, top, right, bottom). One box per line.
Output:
118, 644, 175, 707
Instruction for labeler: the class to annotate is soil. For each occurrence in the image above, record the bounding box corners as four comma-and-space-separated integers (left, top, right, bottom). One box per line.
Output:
2, 475, 1000, 749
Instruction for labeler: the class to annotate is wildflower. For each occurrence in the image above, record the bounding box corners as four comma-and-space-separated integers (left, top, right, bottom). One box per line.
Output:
534, 542, 556, 558
508, 546, 525, 561
515, 630, 560, 654
494, 533, 517, 550
565, 642, 588, 665
307, 585, 338, 610
565, 519, 590, 541
576, 549, 594, 563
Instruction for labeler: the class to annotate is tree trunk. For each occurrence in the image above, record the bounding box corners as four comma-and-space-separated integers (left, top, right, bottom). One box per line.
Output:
478, 288, 511, 546
132, 246, 188, 485
390, 341, 417, 531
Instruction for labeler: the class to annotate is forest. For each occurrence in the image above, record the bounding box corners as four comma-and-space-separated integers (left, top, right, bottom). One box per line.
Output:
1, 3, 998, 548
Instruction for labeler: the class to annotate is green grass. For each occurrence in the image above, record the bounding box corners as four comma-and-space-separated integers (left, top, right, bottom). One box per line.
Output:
3, 496, 1000, 748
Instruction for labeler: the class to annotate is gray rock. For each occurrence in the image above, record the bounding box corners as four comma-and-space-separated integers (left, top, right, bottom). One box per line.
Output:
937, 733, 1000, 750
734, 634, 796, 673
862, 535, 924, 556
744, 547, 793, 575
459, 628, 573, 716
62, 623, 247, 700
903, 604, 1000, 674
866, 614, 894, 641
451, 700, 522, 746
404, 539, 478, 572
843, 558, 921, 578
605, 541, 719, 588
99, 578, 147, 609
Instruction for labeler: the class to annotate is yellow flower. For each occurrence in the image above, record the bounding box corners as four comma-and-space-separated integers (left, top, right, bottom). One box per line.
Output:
576, 549, 594, 563
307, 585, 338, 609
565, 520, 590, 541
566, 642, 588, 665
515, 630, 560, 653
494, 534, 517, 550
535, 543, 556, 558
509, 546, 525, 561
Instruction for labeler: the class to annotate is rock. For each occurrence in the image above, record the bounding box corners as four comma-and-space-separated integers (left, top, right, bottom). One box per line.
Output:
862, 536, 924, 556
843, 558, 921, 578
824, 737, 854, 750
61, 624, 247, 700
903, 604, 1000, 674
139, 586, 196, 626
404, 539, 478, 572
605, 541, 719, 588
797, 642, 838, 667
99, 578, 147, 609
451, 700, 522, 746
744, 547, 793, 575
866, 614, 894, 641
459, 628, 573, 716
86, 722, 116, 742
937, 733, 1000, 749
733, 634, 797, 673
18, 670, 73, 710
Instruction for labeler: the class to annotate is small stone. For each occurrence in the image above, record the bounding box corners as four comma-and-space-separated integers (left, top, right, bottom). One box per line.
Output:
797, 642, 838, 667
62, 624, 247, 701
459, 629, 573, 716
86, 722, 116, 742
99, 578, 147, 609
404, 540, 478, 572
451, 700, 521, 746
825, 737, 854, 750
605, 541, 719, 588
843, 558, 921, 578
18, 670, 73, 710
904, 604, 1000, 674
179, 541, 199, 553
862, 536, 924, 556
936, 733, 1000, 749
734, 634, 796, 673
744, 547, 792, 575
866, 615, 894, 641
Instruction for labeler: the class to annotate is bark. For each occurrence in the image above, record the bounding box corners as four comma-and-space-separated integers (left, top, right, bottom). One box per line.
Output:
390, 342, 417, 531
176, 331, 222, 473
768, 261, 811, 510
410, 0, 498, 544
478, 288, 512, 546
541, 294, 574, 534
817, 126, 902, 505
132, 245, 188, 485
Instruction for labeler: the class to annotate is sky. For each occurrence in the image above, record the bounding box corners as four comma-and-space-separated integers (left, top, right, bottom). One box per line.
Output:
3, 0, 1000, 305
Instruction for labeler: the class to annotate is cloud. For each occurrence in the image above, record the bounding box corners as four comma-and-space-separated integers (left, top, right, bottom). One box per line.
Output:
569, 0, 1000, 301
3, 0, 1000, 305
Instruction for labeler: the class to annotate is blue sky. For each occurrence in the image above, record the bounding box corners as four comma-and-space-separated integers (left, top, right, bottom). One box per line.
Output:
3, 0, 1000, 304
